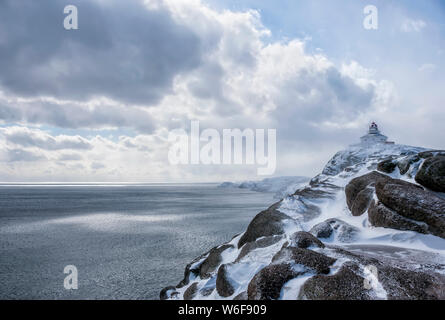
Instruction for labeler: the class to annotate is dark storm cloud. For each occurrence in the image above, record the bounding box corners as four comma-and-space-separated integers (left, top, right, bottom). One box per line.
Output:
0, 99, 156, 133
0, 0, 203, 105
0, 103, 22, 122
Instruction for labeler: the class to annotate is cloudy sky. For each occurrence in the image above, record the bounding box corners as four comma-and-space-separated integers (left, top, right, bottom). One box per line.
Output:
0, 0, 444, 182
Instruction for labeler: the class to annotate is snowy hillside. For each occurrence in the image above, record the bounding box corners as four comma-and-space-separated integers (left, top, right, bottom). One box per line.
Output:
161, 133, 445, 300
218, 176, 310, 199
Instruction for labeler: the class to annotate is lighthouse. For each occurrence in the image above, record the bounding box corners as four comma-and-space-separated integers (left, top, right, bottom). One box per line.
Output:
359, 122, 394, 145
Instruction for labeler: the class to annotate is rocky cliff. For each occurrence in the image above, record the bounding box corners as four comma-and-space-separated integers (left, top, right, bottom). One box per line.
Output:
161, 142, 445, 300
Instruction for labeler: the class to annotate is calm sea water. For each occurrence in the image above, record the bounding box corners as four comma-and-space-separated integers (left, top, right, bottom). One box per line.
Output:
0, 184, 275, 299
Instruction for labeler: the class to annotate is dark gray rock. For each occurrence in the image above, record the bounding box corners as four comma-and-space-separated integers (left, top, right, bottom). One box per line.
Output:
397, 154, 420, 175
293, 185, 339, 200
199, 244, 234, 279
199, 277, 216, 297
233, 291, 248, 300
309, 218, 359, 242
415, 155, 445, 193
298, 262, 372, 300
183, 282, 198, 300
418, 150, 445, 159
375, 178, 445, 238
377, 158, 397, 173
160, 286, 179, 300
272, 247, 336, 274
238, 203, 291, 248
216, 264, 235, 297
288, 231, 325, 249
236, 235, 283, 262
200, 287, 214, 297
368, 201, 428, 234
350, 186, 375, 216
247, 263, 301, 300
378, 265, 445, 299
176, 251, 209, 288
330, 245, 445, 300
345, 171, 389, 215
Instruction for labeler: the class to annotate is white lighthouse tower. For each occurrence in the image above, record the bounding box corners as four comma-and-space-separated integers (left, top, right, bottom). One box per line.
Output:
359, 122, 392, 145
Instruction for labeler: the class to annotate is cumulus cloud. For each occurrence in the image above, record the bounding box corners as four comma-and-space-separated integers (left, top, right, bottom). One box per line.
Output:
0, 0, 403, 182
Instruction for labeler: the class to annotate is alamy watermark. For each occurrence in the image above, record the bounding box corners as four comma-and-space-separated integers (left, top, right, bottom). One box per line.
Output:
363, 5, 378, 30
168, 121, 276, 176
64, 5, 78, 30
64, 265, 78, 290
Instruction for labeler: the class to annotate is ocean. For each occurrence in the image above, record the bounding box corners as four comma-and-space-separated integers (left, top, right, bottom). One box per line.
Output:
0, 184, 275, 299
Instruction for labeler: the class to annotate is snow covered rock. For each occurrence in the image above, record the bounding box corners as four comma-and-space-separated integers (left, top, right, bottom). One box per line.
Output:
161, 132, 445, 300
368, 201, 429, 234
300, 245, 445, 300
298, 262, 372, 300
237, 203, 290, 248
198, 244, 234, 279
374, 178, 445, 238
288, 231, 325, 249
415, 154, 445, 193
271, 247, 336, 274
216, 264, 235, 297
377, 158, 397, 173
183, 283, 199, 300
309, 218, 359, 243
236, 235, 283, 262
247, 263, 303, 300
345, 171, 388, 216
160, 286, 178, 300
397, 154, 421, 175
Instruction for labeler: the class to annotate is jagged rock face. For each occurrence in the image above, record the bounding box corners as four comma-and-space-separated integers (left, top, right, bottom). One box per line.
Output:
298, 262, 372, 300
236, 235, 283, 262
237, 203, 290, 248
183, 282, 199, 300
176, 252, 208, 288
415, 155, 445, 193
333, 245, 445, 300
216, 264, 235, 297
418, 150, 445, 159
288, 231, 325, 249
309, 218, 359, 242
272, 247, 336, 274
397, 154, 421, 175
160, 286, 178, 300
247, 247, 336, 300
375, 179, 445, 238
368, 201, 429, 234
377, 158, 397, 173
299, 247, 445, 300
247, 263, 302, 300
199, 244, 234, 279
345, 171, 388, 216
233, 291, 248, 300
